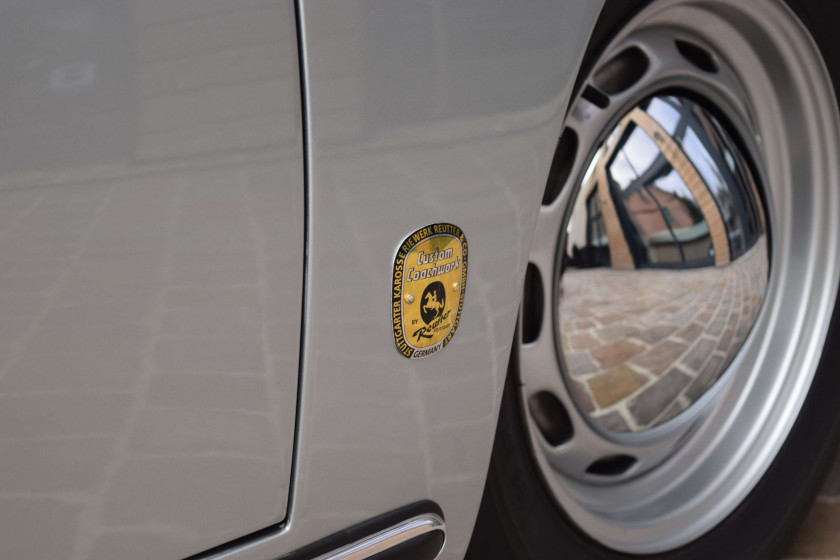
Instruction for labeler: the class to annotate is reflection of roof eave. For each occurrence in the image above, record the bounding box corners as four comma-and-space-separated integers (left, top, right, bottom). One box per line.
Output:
647, 220, 710, 245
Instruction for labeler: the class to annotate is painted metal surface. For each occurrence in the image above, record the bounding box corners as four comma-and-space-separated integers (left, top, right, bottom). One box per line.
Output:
293, 3, 600, 555
0, 0, 606, 558
210, 1, 604, 559
0, 1, 304, 558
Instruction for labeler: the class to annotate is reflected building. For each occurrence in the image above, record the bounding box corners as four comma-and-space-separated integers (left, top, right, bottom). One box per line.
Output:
565, 96, 765, 272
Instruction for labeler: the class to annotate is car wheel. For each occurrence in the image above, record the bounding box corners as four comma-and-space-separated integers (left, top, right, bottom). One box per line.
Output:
470, 0, 840, 558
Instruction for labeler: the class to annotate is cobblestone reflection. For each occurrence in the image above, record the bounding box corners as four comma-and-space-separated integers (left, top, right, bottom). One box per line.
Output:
558, 95, 769, 433
560, 236, 767, 432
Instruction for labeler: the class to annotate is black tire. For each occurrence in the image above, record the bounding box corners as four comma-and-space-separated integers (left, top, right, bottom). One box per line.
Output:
470, 327, 840, 559
469, 1, 840, 558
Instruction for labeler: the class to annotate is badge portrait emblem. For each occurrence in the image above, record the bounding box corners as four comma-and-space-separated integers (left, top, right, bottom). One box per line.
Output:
392, 223, 468, 359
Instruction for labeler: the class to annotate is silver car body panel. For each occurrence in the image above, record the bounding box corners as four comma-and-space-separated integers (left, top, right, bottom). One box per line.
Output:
0, 1, 304, 558
0, 0, 603, 558
210, 1, 602, 559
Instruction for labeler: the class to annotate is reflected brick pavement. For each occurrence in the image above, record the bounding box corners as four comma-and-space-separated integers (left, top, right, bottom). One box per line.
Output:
560, 236, 768, 432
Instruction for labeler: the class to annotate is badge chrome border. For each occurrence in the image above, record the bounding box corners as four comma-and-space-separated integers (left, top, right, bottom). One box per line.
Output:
392, 223, 468, 359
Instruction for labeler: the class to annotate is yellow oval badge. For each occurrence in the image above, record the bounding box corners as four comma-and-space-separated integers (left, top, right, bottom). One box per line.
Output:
393, 223, 467, 359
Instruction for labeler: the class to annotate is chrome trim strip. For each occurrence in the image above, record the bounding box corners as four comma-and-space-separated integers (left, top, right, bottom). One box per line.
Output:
313, 514, 446, 560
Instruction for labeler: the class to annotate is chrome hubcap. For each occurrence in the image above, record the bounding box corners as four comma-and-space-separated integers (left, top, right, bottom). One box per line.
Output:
519, 0, 840, 552
558, 94, 769, 434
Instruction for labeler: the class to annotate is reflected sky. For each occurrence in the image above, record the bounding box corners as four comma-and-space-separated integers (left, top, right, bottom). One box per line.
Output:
610, 127, 661, 191
653, 168, 695, 202
647, 96, 681, 135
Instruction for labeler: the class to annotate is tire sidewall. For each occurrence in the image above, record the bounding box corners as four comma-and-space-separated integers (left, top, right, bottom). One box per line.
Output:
470, 1, 840, 558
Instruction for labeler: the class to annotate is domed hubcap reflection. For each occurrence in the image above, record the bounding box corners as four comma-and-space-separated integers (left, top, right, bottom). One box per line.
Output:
559, 95, 768, 433
519, 0, 840, 551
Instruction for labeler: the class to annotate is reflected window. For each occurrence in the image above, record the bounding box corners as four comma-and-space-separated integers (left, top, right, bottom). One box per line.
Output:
647, 96, 681, 135
586, 192, 608, 248
678, 107, 764, 259
604, 122, 713, 268
565, 95, 765, 271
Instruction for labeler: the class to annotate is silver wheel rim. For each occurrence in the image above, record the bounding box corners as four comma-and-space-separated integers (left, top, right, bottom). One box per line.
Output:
519, 0, 840, 552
